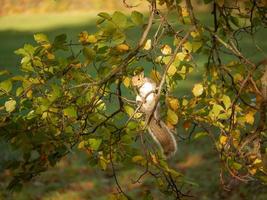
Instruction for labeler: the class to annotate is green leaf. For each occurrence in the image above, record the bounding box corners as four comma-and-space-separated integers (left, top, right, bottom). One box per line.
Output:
96, 18, 105, 25
5, 99, 16, 113
127, 121, 138, 130
124, 105, 134, 117
166, 168, 182, 178
0, 70, 10, 76
111, 31, 126, 45
88, 138, 102, 151
183, 41, 192, 53
99, 156, 108, 170
0, 80, 12, 94
34, 33, 49, 44
232, 162, 242, 170
112, 11, 128, 29
131, 11, 144, 25
53, 34, 67, 50
16, 87, 24, 96
15, 44, 35, 56
222, 95, 231, 110
194, 132, 208, 140
63, 106, 77, 118
230, 16, 239, 27
210, 104, 224, 118
49, 84, 62, 101
98, 12, 112, 20
83, 47, 96, 64
132, 155, 146, 166
192, 41, 203, 52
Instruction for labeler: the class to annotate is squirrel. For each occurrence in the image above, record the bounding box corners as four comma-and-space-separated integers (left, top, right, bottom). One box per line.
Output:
131, 71, 177, 158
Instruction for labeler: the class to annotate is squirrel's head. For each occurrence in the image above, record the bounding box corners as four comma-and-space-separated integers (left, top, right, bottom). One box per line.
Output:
131, 71, 145, 88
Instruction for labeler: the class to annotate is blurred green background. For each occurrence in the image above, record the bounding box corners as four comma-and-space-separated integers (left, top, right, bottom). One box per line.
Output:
0, 1, 267, 200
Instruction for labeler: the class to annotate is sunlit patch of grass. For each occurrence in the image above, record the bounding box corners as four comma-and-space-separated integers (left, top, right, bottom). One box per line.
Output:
0, 12, 96, 32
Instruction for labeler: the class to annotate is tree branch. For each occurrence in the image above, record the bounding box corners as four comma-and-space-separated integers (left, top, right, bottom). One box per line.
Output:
145, 31, 192, 126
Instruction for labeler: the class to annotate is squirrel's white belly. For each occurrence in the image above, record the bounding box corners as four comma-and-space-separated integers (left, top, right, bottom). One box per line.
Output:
137, 82, 156, 112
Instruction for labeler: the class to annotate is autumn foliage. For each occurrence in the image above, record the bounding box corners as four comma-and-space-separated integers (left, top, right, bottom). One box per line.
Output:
0, 0, 267, 199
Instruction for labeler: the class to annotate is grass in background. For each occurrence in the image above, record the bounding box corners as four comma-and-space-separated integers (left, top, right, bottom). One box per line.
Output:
0, 12, 267, 200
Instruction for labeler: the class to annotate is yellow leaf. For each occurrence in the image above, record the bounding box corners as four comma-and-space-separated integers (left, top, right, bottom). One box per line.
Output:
99, 156, 108, 171
182, 99, 188, 106
253, 158, 262, 165
116, 43, 130, 52
167, 97, 179, 111
73, 63, 82, 69
181, 7, 189, 17
150, 153, 158, 164
167, 109, 178, 125
232, 139, 239, 148
88, 35, 97, 43
190, 31, 200, 38
144, 39, 151, 50
167, 64, 177, 76
231, 130, 240, 140
210, 84, 217, 96
219, 135, 228, 145
78, 141, 85, 149
234, 73, 243, 82
5, 99, 16, 113
26, 89, 33, 99
124, 105, 141, 118
161, 44, 172, 55
177, 65, 187, 79
173, 37, 181, 46
245, 111, 255, 125
42, 43, 52, 49
79, 31, 89, 44
165, 121, 175, 130
210, 104, 224, 118
42, 112, 48, 119
183, 42, 192, 53
222, 95, 231, 110
123, 76, 131, 88
192, 83, 204, 97
226, 61, 240, 67
155, 56, 163, 63
248, 167, 257, 175
132, 155, 146, 166
46, 52, 55, 60
134, 112, 143, 119
162, 56, 171, 64
150, 70, 161, 85
176, 52, 186, 61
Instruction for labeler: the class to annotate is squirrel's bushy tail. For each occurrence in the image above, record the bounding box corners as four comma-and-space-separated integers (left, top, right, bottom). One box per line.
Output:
148, 116, 177, 158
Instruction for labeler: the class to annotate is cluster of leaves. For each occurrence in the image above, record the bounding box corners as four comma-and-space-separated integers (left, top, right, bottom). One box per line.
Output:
0, 0, 267, 199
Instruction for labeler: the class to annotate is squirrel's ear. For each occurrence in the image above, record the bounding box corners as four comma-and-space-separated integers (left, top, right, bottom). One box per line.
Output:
139, 71, 144, 78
